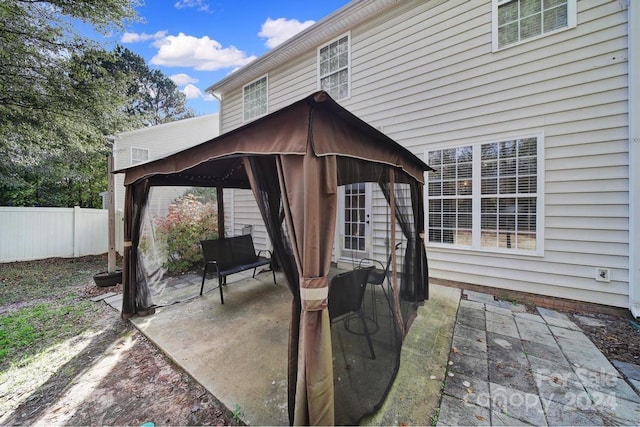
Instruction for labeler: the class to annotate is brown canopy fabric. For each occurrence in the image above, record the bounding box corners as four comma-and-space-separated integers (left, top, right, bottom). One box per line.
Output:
115, 91, 432, 425
118, 92, 427, 188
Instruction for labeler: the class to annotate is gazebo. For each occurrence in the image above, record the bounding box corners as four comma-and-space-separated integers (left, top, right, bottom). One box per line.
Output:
115, 91, 433, 425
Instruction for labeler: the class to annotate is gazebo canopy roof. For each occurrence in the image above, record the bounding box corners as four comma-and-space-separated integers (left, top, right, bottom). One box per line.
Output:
115, 91, 434, 426
114, 91, 433, 188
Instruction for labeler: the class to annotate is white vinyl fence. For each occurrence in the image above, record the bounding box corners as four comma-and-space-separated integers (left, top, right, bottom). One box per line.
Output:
0, 207, 109, 263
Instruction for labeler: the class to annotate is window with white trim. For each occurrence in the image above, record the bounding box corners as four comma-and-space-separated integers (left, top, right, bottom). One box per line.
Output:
243, 75, 267, 122
493, 0, 576, 50
131, 147, 149, 165
427, 136, 542, 254
318, 34, 350, 100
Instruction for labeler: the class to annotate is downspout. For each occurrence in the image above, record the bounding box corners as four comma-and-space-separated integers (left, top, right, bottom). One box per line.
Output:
629, 0, 640, 318
209, 91, 223, 134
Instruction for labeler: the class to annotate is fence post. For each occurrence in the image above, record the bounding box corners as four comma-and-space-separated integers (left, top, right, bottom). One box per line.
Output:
73, 206, 81, 257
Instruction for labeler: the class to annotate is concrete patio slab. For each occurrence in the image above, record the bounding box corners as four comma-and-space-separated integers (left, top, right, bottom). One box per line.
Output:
521, 341, 566, 365
540, 398, 605, 426
442, 371, 491, 408
538, 308, 581, 331
613, 359, 640, 381
452, 332, 488, 354
362, 284, 461, 426
489, 382, 545, 426
94, 276, 640, 426
438, 394, 491, 426
435, 294, 640, 426
459, 299, 485, 311
109, 273, 461, 426
89, 292, 118, 302
514, 317, 556, 347
464, 290, 496, 305
130, 271, 291, 426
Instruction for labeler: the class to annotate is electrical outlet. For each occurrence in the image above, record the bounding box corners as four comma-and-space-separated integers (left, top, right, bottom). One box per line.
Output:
595, 267, 611, 283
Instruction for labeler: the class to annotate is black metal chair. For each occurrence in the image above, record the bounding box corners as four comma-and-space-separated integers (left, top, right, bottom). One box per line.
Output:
358, 242, 402, 331
328, 266, 376, 359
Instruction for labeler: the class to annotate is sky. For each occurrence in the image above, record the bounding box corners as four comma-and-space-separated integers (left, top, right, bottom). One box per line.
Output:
100, 0, 351, 116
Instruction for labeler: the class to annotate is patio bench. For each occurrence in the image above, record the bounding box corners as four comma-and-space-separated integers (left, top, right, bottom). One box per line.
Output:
199, 234, 276, 304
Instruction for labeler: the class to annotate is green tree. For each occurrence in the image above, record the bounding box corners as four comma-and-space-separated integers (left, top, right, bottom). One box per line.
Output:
0, 0, 140, 207
114, 46, 194, 126
0, 0, 141, 152
0, 1, 195, 207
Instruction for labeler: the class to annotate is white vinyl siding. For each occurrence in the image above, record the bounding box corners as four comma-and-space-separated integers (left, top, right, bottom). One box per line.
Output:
317, 33, 350, 100
493, 0, 577, 50
243, 75, 268, 122
229, 189, 269, 251
215, 0, 630, 308
113, 114, 219, 215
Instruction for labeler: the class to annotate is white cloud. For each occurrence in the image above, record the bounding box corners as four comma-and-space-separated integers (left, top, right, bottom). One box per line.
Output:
203, 92, 217, 101
182, 84, 203, 99
174, 0, 210, 12
258, 17, 315, 49
121, 30, 168, 44
150, 32, 256, 71
170, 73, 199, 86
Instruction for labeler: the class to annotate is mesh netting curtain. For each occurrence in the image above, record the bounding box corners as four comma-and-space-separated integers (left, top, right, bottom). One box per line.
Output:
379, 177, 429, 330
243, 154, 428, 425
122, 179, 152, 316
122, 184, 222, 315
120, 159, 429, 426
330, 157, 429, 424
243, 156, 301, 424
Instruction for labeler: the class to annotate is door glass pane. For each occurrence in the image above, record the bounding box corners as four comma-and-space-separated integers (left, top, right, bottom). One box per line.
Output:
344, 183, 367, 253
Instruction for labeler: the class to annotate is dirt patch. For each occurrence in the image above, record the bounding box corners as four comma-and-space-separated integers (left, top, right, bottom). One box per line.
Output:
1, 272, 240, 426
567, 311, 640, 366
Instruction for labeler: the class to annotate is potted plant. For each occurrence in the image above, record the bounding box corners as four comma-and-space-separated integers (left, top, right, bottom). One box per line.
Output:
93, 268, 122, 287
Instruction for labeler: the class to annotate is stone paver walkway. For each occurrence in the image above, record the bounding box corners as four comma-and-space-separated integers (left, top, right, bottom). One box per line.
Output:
437, 290, 640, 426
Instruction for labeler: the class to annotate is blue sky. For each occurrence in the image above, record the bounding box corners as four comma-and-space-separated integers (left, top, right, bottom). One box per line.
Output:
102, 0, 351, 116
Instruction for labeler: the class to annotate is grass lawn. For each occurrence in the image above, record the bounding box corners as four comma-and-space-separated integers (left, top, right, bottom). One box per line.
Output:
1, 254, 239, 426
0, 254, 116, 416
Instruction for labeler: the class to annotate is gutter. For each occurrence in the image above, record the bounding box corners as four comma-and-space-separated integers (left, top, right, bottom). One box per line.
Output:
205, 0, 399, 96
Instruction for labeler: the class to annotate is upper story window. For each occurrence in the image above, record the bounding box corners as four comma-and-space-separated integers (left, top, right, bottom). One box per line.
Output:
318, 33, 350, 100
131, 147, 149, 165
243, 75, 268, 122
493, 0, 576, 50
427, 135, 543, 255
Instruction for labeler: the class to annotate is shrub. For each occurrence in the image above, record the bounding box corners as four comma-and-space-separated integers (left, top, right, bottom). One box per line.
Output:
155, 193, 218, 274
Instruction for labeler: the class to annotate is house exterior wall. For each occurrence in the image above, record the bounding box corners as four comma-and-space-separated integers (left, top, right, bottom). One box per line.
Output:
112, 114, 220, 254
217, 0, 630, 308
113, 114, 220, 213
